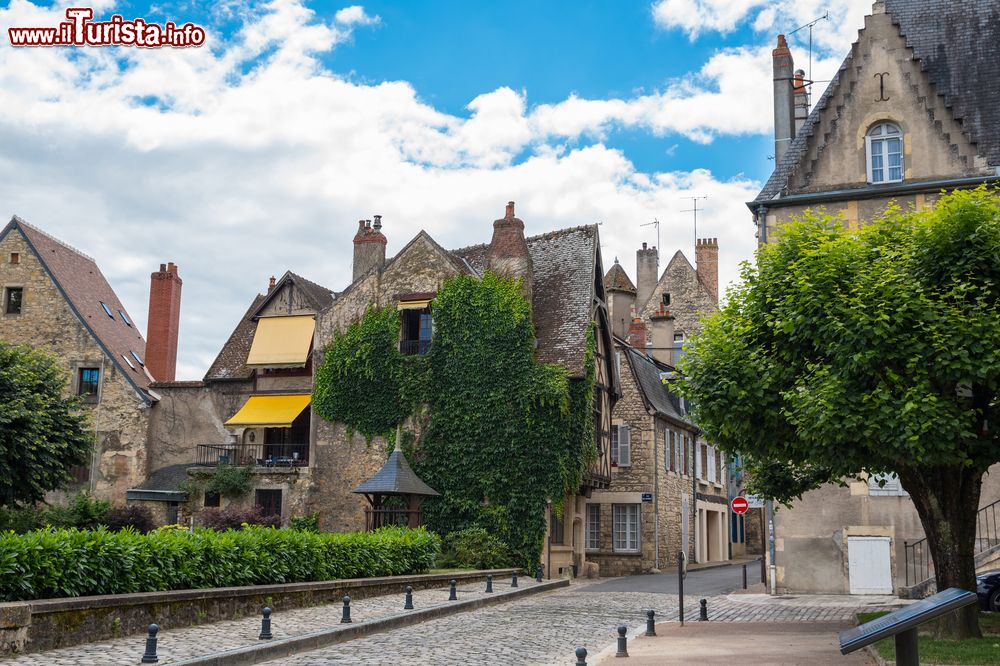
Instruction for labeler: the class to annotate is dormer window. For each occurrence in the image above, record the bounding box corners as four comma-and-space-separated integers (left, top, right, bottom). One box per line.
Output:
866, 122, 903, 184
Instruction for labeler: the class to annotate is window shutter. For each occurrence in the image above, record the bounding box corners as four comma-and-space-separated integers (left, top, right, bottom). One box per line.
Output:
610, 425, 619, 465
619, 425, 631, 467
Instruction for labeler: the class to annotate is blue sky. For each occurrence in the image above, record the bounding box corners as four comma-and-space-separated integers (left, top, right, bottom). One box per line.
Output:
0, 0, 868, 377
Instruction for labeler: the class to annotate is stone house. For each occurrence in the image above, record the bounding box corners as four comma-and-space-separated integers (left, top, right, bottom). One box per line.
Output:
592, 241, 730, 575
749, 0, 1000, 595
0, 216, 180, 504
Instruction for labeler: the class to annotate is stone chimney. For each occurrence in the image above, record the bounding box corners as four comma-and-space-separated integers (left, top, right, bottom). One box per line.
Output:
695, 238, 719, 302
627, 316, 648, 352
487, 201, 533, 303
649, 304, 676, 366
146, 262, 182, 382
352, 216, 387, 282
772, 34, 796, 164
793, 69, 810, 136
268, 275, 276, 292
636, 242, 659, 310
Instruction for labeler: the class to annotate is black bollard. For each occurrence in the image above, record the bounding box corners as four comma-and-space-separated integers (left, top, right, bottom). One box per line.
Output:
742, 563, 748, 589
645, 609, 656, 636
575, 646, 588, 666
141, 623, 159, 663
449, 579, 457, 601
341, 595, 352, 624
511, 571, 518, 588
486, 574, 493, 593
404, 585, 414, 610
537, 563, 543, 583
699, 598, 708, 621
259, 607, 273, 640
615, 625, 629, 658
677, 551, 685, 627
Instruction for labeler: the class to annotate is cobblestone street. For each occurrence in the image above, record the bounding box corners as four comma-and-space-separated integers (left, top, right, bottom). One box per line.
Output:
0, 566, 901, 666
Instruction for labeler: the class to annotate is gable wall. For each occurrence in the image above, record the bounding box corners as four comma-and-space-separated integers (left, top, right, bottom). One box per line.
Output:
637, 255, 717, 341
0, 229, 149, 502
256, 282, 318, 318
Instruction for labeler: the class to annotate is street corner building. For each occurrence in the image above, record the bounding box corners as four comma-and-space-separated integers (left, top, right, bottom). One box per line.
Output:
0, 216, 181, 506
752, 0, 1000, 596
588, 235, 735, 577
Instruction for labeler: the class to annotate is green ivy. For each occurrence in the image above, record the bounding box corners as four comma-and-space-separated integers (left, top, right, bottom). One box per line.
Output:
314, 272, 598, 567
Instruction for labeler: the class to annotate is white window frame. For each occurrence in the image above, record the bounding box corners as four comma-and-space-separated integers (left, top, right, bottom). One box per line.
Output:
586, 504, 600, 551
612, 504, 640, 553
868, 472, 909, 497
866, 122, 903, 184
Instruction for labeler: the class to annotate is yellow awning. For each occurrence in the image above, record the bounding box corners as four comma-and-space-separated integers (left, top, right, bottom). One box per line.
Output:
246, 315, 315, 367
224, 394, 311, 428
397, 300, 431, 310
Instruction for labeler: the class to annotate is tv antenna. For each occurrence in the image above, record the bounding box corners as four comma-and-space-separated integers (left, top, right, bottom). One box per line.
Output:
789, 11, 829, 84
640, 218, 661, 266
681, 196, 707, 248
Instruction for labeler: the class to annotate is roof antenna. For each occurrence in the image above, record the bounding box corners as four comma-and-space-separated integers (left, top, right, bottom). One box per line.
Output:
789, 11, 829, 86
681, 196, 708, 250
639, 218, 661, 267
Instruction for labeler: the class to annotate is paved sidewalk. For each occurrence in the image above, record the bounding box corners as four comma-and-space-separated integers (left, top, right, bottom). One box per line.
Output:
593, 621, 873, 665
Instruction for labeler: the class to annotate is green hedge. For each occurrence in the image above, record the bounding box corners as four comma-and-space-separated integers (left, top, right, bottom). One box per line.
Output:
0, 525, 440, 601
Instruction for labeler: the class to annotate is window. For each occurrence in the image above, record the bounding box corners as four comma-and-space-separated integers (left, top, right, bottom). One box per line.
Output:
119, 311, 132, 327
661, 293, 671, 306
550, 511, 564, 545
130, 351, 144, 367
667, 430, 676, 472
78, 367, 100, 402
255, 489, 282, 518
204, 491, 221, 508
700, 443, 708, 480
613, 504, 640, 552
4, 287, 23, 314
121, 353, 136, 371
611, 424, 631, 467
399, 305, 432, 355
100, 301, 114, 318
868, 472, 908, 497
866, 122, 903, 184
9, 253, 18, 264
586, 504, 600, 550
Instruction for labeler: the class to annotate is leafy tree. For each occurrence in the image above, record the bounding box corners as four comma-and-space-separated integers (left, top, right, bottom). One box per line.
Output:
680, 188, 1000, 639
0, 342, 93, 507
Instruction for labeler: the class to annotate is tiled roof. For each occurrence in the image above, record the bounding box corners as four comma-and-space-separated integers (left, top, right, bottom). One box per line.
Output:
204, 294, 266, 381
604, 260, 636, 294
1, 216, 153, 400
452, 225, 600, 377
353, 447, 440, 497
287, 271, 335, 311
754, 0, 1000, 204
621, 343, 693, 429
134, 463, 191, 492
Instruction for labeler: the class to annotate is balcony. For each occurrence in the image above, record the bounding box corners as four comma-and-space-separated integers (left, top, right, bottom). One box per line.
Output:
196, 442, 309, 468
399, 339, 431, 356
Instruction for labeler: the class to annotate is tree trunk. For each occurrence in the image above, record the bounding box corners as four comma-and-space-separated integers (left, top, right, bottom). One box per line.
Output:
897, 464, 983, 639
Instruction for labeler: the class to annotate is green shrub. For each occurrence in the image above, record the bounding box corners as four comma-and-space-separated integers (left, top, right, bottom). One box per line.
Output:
0, 525, 440, 601
0, 505, 45, 534
437, 527, 511, 569
200, 507, 281, 530
102, 505, 155, 533
290, 513, 320, 532
204, 466, 253, 498
44, 493, 110, 530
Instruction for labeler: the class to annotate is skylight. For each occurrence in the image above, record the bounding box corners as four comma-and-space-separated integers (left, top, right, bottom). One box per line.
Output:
120, 311, 132, 327
130, 351, 144, 367
121, 353, 136, 371
100, 302, 114, 318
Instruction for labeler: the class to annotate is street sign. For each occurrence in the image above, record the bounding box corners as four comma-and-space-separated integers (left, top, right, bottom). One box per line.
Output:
641, 492, 653, 503
731, 496, 749, 514
744, 494, 765, 509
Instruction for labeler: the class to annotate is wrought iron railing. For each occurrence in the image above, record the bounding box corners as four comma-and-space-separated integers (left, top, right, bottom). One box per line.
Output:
364, 508, 421, 530
399, 339, 431, 356
905, 497, 1000, 587
195, 443, 309, 467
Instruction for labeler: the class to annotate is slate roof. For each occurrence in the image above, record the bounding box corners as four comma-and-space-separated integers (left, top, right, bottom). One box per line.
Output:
1, 216, 153, 400
754, 0, 1000, 204
352, 448, 440, 497
204, 294, 266, 381
621, 343, 693, 429
285, 271, 335, 311
603, 260, 636, 294
452, 225, 600, 376
134, 463, 192, 492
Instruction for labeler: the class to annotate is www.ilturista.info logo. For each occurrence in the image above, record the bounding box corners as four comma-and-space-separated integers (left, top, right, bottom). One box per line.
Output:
8, 8, 206, 48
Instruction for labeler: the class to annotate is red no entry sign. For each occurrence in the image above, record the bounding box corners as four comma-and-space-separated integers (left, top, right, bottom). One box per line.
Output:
731, 496, 749, 514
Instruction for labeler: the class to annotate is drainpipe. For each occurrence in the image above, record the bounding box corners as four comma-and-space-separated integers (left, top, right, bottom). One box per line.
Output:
547, 503, 553, 580
768, 499, 777, 594
692, 436, 699, 563
653, 420, 660, 570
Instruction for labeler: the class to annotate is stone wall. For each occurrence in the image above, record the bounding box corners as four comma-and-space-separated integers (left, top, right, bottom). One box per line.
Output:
637, 251, 716, 345
0, 229, 150, 503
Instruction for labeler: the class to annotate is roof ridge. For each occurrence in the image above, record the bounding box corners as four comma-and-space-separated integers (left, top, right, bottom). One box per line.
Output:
287, 270, 333, 295
12, 215, 95, 262
525, 223, 597, 242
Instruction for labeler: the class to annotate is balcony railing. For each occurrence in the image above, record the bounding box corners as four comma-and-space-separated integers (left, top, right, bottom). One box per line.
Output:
364, 507, 422, 530
196, 443, 309, 468
399, 339, 431, 356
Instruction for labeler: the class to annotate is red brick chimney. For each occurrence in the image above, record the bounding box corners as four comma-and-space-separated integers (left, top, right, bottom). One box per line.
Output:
695, 238, 719, 302
487, 201, 533, 303
352, 216, 387, 282
146, 262, 182, 382
627, 316, 648, 352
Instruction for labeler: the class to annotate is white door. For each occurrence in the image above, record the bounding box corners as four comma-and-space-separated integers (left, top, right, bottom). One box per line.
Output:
848, 536, 893, 594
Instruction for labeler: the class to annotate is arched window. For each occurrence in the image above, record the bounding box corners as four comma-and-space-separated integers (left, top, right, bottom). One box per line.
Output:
866, 122, 903, 184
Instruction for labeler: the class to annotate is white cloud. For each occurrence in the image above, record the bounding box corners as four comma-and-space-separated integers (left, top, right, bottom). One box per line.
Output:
334, 5, 379, 27
0, 0, 798, 378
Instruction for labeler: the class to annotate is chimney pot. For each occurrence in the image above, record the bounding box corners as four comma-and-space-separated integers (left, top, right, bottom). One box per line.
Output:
373, 215, 382, 230
506, 201, 515, 218
159, 263, 167, 272
268, 275, 276, 290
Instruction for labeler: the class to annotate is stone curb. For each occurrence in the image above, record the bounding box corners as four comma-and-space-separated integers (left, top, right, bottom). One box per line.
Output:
166, 578, 570, 665
864, 644, 889, 666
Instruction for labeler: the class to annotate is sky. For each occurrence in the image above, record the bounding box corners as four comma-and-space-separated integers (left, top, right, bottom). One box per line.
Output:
0, 0, 871, 379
